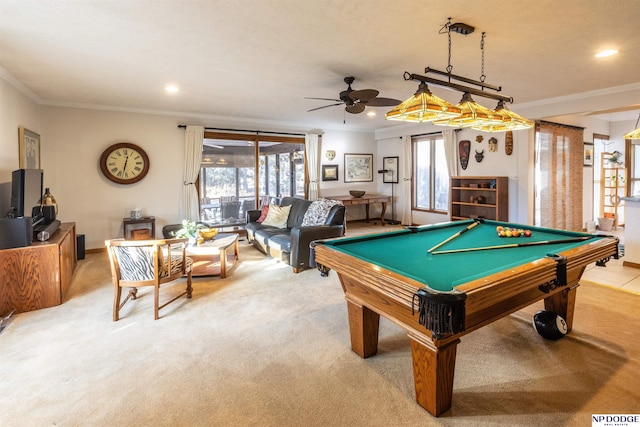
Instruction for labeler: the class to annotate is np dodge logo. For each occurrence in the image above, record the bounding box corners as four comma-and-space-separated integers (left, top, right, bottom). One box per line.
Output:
592, 414, 640, 427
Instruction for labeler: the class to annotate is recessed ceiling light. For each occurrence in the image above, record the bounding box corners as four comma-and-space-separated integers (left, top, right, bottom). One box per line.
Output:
595, 49, 618, 58
367, 111, 376, 117
165, 85, 179, 93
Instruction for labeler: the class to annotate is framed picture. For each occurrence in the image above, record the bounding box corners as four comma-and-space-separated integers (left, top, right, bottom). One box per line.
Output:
322, 164, 339, 181
344, 153, 373, 183
583, 142, 594, 166
382, 156, 399, 183
19, 127, 41, 169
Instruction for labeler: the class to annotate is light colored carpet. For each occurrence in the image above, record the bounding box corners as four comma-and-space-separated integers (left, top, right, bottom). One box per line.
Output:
1, 228, 639, 427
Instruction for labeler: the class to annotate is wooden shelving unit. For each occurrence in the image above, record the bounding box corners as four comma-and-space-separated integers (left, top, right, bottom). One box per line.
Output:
450, 176, 509, 221
600, 152, 626, 227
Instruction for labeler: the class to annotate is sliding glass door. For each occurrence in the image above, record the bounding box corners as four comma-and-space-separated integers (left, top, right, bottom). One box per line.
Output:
199, 132, 305, 226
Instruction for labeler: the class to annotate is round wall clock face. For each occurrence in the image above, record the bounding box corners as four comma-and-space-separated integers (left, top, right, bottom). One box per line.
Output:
99, 142, 150, 184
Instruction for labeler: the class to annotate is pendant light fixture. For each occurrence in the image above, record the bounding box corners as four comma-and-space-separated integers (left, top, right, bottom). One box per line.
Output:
471, 100, 534, 131
386, 18, 533, 132
432, 92, 505, 128
385, 81, 461, 123
623, 113, 640, 139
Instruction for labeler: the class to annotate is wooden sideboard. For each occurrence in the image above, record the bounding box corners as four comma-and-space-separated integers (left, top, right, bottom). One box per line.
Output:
0, 222, 77, 315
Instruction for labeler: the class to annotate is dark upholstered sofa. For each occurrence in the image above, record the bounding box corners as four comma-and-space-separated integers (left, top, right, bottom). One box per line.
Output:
246, 197, 346, 273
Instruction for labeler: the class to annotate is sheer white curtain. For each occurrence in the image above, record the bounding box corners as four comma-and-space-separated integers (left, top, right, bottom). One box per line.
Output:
443, 129, 458, 178
180, 125, 204, 222
305, 133, 320, 200
400, 135, 413, 225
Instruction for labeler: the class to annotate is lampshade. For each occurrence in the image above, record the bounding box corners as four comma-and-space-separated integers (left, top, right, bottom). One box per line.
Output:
623, 128, 640, 139
471, 100, 534, 132
385, 82, 461, 123
432, 92, 506, 128
623, 113, 640, 139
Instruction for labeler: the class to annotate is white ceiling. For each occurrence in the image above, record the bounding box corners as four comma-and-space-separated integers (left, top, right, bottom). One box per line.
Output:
1, 0, 639, 132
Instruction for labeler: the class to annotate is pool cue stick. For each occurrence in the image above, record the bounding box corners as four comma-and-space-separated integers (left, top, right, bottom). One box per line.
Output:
427, 219, 483, 253
431, 236, 593, 255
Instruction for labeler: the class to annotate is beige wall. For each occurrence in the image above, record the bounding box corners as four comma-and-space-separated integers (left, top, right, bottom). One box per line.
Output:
0, 76, 41, 215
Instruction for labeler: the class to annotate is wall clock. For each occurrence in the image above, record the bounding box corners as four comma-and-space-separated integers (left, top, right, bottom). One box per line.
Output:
99, 142, 150, 184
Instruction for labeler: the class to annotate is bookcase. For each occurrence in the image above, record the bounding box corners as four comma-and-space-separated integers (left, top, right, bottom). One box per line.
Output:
450, 176, 509, 221
599, 152, 626, 227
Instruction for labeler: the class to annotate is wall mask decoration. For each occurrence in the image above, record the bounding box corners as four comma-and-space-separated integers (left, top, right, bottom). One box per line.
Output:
325, 150, 336, 161
488, 137, 498, 152
459, 140, 471, 170
505, 131, 513, 155
475, 135, 484, 143
475, 149, 485, 163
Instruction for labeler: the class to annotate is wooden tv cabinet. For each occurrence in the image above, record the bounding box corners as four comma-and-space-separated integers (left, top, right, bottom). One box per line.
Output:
0, 222, 77, 315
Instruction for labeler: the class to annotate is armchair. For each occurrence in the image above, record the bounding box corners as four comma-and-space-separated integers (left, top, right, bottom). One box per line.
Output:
105, 238, 193, 321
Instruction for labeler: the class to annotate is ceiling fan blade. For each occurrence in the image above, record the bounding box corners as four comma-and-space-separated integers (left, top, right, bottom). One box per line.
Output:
348, 89, 379, 102
308, 102, 343, 112
366, 97, 403, 107
345, 103, 366, 114
305, 97, 342, 102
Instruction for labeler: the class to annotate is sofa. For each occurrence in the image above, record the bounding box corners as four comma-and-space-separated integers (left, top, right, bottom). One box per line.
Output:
246, 197, 346, 273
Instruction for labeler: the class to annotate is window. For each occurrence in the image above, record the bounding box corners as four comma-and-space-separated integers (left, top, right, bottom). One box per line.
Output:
413, 134, 449, 212
199, 132, 305, 225
593, 133, 611, 221
534, 121, 584, 230
628, 139, 640, 197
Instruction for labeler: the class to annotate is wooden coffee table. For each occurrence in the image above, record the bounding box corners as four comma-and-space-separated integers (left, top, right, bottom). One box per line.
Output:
185, 233, 239, 278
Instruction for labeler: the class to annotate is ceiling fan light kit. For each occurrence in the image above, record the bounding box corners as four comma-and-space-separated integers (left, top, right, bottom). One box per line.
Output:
385, 18, 533, 132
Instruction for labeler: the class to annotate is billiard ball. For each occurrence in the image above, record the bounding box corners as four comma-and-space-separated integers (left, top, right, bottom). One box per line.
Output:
532, 310, 568, 340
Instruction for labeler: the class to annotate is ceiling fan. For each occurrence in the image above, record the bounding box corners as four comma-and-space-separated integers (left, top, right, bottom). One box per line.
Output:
306, 76, 401, 114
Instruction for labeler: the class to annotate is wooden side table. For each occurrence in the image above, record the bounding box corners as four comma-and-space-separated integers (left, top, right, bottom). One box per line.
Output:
123, 217, 155, 240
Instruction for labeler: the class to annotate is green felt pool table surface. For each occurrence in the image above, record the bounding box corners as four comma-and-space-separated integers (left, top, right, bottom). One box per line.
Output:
323, 219, 607, 291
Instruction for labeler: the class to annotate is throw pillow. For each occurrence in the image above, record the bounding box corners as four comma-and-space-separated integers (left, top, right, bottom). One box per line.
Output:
261, 203, 292, 228
301, 198, 343, 226
257, 204, 269, 223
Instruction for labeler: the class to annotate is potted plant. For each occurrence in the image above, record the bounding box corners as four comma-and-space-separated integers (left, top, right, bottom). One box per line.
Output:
175, 220, 204, 244
609, 151, 623, 165
175, 220, 217, 245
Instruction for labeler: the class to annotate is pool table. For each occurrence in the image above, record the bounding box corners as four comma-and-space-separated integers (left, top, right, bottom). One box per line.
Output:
311, 219, 619, 416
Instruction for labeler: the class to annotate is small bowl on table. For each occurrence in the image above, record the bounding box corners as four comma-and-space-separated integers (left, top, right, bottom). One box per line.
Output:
198, 228, 218, 240
349, 190, 365, 198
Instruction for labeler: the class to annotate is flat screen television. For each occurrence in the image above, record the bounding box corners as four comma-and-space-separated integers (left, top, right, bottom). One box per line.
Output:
10, 169, 43, 221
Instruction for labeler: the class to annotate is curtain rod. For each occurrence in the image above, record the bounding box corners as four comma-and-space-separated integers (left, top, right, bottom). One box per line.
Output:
178, 125, 305, 137
411, 129, 461, 138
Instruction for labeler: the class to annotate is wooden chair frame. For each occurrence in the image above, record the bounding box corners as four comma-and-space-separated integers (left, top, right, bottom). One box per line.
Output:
105, 238, 193, 321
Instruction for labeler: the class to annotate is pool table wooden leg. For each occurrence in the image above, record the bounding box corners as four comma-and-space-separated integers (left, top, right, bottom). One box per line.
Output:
408, 333, 460, 417
346, 297, 380, 358
543, 283, 578, 332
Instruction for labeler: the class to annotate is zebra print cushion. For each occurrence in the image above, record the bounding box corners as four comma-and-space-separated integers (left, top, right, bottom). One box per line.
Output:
114, 246, 192, 281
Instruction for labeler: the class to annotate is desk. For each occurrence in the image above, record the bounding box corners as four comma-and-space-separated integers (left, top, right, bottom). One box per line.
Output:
123, 216, 155, 239
332, 194, 391, 225
312, 219, 619, 416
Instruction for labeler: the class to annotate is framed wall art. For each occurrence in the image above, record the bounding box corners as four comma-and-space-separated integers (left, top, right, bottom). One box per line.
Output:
583, 142, 594, 166
322, 164, 339, 181
344, 153, 373, 183
382, 156, 399, 183
19, 127, 41, 169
